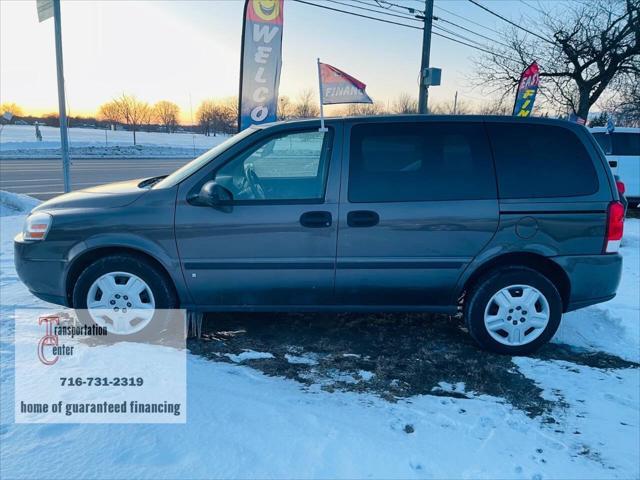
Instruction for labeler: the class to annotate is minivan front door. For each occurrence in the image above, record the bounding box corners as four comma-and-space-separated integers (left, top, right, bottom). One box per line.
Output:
174, 126, 341, 308
336, 120, 499, 308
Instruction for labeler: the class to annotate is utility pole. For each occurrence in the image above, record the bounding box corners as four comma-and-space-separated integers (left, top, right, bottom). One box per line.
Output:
418, 0, 434, 114
453, 91, 458, 114
53, 0, 71, 193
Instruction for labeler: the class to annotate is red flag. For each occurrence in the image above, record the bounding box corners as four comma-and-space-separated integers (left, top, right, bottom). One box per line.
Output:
319, 62, 372, 105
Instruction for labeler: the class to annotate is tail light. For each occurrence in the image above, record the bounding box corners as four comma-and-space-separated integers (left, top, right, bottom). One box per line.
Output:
616, 180, 625, 195
604, 201, 624, 253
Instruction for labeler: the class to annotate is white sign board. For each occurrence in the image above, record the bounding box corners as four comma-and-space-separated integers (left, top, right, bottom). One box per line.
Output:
36, 0, 53, 23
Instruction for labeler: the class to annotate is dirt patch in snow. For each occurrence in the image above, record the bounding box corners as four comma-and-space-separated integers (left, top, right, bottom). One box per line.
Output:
188, 312, 638, 419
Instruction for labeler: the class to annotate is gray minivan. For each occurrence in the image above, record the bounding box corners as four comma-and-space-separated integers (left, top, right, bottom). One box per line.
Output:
15, 116, 624, 355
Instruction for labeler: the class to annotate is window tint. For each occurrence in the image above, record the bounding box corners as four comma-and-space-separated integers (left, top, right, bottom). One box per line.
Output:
613, 133, 640, 156
348, 123, 496, 203
592, 132, 612, 154
215, 130, 331, 202
488, 124, 598, 199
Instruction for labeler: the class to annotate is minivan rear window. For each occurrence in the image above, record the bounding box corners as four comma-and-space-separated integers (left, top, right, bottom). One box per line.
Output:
488, 124, 599, 199
348, 122, 496, 203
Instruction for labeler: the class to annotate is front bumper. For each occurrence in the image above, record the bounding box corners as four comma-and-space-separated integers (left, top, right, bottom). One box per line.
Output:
14, 237, 69, 307
552, 253, 622, 312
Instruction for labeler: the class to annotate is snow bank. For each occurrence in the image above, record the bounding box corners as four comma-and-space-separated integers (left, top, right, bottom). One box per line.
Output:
0, 125, 228, 158
0, 191, 39, 217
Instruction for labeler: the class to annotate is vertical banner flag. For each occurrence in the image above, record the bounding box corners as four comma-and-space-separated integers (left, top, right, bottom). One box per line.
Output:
512, 61, 540, 117
238, 0, 284, 131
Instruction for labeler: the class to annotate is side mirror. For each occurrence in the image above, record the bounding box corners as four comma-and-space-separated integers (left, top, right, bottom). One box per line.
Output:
196, 180, 233, 207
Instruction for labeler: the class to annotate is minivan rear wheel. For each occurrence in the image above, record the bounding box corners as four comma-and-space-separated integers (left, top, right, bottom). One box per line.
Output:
464, 266, 562, 355
72, 254, 178, 335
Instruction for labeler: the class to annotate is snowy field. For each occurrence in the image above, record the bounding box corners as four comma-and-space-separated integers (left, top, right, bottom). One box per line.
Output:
0, 192, 638, 479
0, 125, 227, 158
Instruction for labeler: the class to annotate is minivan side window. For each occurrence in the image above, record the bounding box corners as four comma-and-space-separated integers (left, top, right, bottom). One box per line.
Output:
348, 123, 496, 203
215, 129, 332, 202
488, 124, 599, 199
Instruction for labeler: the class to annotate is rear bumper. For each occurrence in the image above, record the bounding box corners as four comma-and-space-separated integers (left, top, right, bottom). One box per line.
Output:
14, 238, 69, 307
552, 253, 622, 312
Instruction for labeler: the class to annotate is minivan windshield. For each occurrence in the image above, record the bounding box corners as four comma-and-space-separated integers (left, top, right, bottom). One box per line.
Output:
152, 127, 258, 189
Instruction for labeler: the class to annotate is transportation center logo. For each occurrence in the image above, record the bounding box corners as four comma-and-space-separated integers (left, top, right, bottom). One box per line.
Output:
37, 315, 60, 366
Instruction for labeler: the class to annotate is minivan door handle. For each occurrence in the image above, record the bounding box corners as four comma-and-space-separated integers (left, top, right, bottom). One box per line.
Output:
300, 211, 332, 228
347, 210, 379, 227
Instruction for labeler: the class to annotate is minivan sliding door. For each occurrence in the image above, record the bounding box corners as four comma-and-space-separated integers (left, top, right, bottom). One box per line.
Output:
336, 120, 499, 308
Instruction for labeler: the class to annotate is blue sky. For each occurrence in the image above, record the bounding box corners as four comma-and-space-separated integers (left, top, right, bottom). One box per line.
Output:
0, 0, 557, 119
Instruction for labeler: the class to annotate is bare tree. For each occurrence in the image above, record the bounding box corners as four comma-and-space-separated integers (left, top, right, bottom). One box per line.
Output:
196, 98, 236, 136
292, 89, 319, 119
430, 99, 472, 115
154, 100, 180, 133
342, 102, 385, 117
475, 97, 511, 116
97, 101, 120, 129
0, 102, 24, 117
605, 73, 640, 126
278, 96, 293, 120
196, 99, 216, 136
391, 93, 418, 114
474, 0, 639, 119
108, 94, 151, 145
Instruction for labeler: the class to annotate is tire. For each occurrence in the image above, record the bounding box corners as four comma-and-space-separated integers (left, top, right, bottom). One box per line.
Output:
464, 266, 562, 355
72, 254, 178, 336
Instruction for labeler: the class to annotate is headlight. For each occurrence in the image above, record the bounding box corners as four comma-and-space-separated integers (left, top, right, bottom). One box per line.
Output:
23, 212, 53, 241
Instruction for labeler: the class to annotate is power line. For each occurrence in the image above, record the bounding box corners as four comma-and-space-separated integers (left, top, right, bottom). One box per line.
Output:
466, 0, 554, 44
374, 0, 424, 15
432, 24, 498, 51
433, 16, 512, 50
434, 4, 505, 36
518, 0, 547, 16
324, 0, 422, 22
292, 0, 519, 62
292, 0, 422, 30
355, 0, 514, 51
360, 0, 524, 48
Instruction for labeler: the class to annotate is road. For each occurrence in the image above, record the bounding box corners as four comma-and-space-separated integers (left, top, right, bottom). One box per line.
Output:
0, 157, 191, 200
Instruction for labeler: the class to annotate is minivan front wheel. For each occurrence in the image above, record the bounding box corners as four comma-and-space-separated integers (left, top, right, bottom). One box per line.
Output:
72, 254, 178, 335
465, 266, 562, 355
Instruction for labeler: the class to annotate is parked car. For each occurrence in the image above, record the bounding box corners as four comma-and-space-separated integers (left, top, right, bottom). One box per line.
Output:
15, 116, 624, 355
590, 127, 640, 207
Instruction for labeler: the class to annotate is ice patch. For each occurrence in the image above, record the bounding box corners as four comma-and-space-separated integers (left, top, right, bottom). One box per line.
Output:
284, 353, 319, 365
225, 350, 275, 363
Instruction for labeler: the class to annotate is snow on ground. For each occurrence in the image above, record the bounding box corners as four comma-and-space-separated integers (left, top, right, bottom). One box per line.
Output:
0, 191, 638, 479
554, 219, 640, 362
0, 125, 227, 158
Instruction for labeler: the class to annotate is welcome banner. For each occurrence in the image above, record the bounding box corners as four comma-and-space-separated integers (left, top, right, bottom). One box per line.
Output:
238, 0, 284, 131
512, 61, 540, 117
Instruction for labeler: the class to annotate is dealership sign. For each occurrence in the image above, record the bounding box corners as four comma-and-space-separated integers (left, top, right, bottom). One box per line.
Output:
512, 61, 540, 117
238, 0, 284, 131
